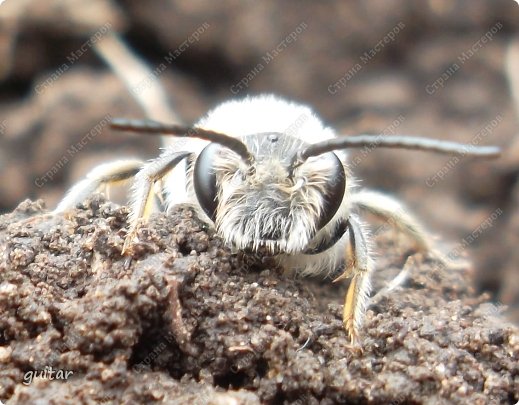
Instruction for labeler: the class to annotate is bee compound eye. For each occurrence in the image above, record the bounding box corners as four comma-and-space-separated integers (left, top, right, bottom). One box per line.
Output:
316, 153, 346, 230
193, 143, 219, 221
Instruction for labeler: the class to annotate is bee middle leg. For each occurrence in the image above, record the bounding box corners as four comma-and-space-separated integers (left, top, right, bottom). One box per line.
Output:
350, 189, 465, 268
54, 159, 144, 214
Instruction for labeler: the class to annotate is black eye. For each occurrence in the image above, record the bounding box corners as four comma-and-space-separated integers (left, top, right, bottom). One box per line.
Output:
193, 143, 220, 221
316, 152, 346, 230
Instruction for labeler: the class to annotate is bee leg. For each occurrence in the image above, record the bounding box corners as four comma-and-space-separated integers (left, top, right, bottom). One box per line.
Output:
350, 189, 466, 268
54, 159, 144, 214
124, 150, 192, 253
334, 215, 373, 347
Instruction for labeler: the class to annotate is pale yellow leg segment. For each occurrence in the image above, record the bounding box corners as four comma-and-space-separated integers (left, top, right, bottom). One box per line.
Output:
343, 275, 361, 344
122, 177, 155, 254
336, 216, 372, 346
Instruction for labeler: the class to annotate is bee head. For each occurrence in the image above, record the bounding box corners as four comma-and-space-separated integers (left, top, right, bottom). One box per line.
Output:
193, 132, 346, 254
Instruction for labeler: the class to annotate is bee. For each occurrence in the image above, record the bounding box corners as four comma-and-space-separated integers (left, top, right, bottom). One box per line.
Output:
54, 94, 500, 345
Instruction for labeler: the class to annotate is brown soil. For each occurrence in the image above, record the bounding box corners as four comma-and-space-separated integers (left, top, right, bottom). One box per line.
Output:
0, 197, 517, 404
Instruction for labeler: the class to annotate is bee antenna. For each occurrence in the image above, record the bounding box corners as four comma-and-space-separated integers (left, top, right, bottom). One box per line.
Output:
295, 134, 501, 165
110, 118, 254, 164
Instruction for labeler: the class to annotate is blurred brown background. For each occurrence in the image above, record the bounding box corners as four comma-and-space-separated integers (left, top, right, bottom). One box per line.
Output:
0, 0, 518, 319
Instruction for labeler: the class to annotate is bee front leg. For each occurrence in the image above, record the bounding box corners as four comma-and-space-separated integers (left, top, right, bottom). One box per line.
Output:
334, 215, 373, 346
124, 150, 192, 253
